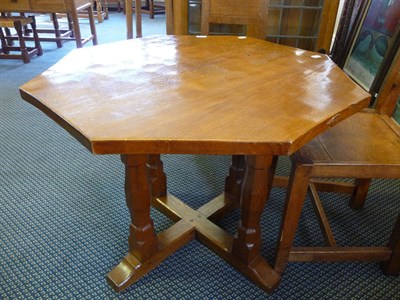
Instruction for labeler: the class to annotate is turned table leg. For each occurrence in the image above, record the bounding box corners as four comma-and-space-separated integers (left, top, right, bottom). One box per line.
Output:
232, 155, 278, 263
148, 154, 167, 197
107, 154, 195, 292
218, 154, 281, 292
225, 155, 246, 204
122, 154, 159, 260
199, 155, 246, 221
108, 154, 281, 292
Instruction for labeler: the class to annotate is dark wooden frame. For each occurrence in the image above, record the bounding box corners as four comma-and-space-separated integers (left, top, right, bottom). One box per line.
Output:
343, 0, 400, 97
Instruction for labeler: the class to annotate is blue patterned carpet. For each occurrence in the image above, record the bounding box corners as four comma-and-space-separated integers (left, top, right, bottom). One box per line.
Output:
1, 12, 399, 299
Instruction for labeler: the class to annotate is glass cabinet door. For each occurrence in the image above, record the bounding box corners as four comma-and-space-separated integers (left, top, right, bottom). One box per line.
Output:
267, 0, 325, 50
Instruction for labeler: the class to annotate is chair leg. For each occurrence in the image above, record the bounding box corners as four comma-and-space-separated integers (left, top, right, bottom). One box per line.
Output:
51, 13, 63, 48
96, 0, 104, 23
1, 12, 14, 46
149, 0, 155, 19
349, 178, 372, 210
103, 0, 109, 19
19, 13, 30, 36
14, 20, 30, 63
4, 27, 14, 46
0, 27, 9, 54
67, 14, 74, 37
87, 5, 98, 45
381, 214, 400, 275
309, 182, 337, 246
274, 161, 312, 274
29, 16, 43, 56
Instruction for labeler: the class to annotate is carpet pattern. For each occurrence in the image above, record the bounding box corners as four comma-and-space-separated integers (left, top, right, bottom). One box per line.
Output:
0, 12, 399, 299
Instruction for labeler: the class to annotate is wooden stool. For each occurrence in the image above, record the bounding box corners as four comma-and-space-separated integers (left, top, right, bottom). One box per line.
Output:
0, 15, 43, 63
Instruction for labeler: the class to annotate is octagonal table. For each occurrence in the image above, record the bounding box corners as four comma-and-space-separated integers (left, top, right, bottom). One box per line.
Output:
19, 35, 371, 293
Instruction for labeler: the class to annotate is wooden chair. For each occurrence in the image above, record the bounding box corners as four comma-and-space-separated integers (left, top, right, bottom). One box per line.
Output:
274, 55, 400, 276
200, 0, 269, 40
57, 1, 109, 23
0, 15, 43, 63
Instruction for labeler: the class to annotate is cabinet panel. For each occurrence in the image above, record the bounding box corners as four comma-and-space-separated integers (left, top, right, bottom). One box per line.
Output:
0, 0, 31, 11
266, 0, 325, 50
183, 0, 338, 52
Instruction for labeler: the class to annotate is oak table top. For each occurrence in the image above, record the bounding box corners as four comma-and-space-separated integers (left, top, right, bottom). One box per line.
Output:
20, 35, 371, 293
20, 35, 370, 156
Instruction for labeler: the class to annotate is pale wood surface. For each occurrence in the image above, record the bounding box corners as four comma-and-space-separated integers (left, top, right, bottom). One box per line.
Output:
20, 35, 370, 156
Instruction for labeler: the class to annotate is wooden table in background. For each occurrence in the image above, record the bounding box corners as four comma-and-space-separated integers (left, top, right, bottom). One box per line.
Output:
0, 0, 97, 47
19, 35, 370, 292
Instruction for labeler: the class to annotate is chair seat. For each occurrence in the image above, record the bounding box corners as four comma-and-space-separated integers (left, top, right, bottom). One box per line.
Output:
0, 16, 34, 27
295, 109, 400, 167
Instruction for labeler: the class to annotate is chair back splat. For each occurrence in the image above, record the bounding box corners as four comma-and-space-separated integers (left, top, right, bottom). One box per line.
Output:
200, 0, 269, 40
375, 60, 400, 117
